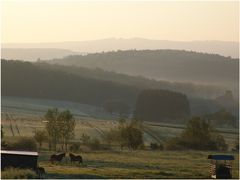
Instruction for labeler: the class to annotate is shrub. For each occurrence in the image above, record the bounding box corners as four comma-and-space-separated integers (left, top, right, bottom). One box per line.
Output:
89, 138, 101, 150
81, 133, 91, 145
210, 133, 228, 151
103, 119, 144, 150
165, 117, 228, 151
103, 129, 120, 145
69, 142, 81, 152
150, 142, 163, 150
121, 125, 143, 150
34, 130, 47, 148
164, 137, 186, 150
234, 139, 239, 151
1, 168, 37, 179
4, 137, 37, 151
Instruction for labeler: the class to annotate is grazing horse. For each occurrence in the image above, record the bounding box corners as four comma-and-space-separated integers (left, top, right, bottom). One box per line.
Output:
69, 153, 83, 164
50, 152, 65, 164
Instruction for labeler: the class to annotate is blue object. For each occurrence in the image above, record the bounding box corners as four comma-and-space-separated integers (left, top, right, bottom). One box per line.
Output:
208, 155, 234, 160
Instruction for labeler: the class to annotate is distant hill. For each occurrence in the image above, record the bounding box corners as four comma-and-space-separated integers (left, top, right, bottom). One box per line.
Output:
1, 60, 139, 107
2, 38, 239, 58
36, 62, 226, 99
2, 60, 238, 123
1, 48, 77, 62
47, 49, 239, 95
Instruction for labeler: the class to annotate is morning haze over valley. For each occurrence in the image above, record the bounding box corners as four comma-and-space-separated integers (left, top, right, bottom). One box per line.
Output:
1, 1, 239, 179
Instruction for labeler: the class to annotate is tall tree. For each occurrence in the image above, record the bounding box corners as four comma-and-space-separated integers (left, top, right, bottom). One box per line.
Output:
58, 110, 75, 151
45, 108, 75, 151
34, 130, 47, 148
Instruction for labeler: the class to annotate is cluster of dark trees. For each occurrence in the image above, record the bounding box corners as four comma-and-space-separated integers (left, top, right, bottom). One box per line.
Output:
165, 117, 228, 151
134, 89, 191, 123
205, 109, 237, 128
215, 91, 239, 116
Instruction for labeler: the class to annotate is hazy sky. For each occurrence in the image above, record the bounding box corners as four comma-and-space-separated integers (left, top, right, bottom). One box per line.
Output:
1, 1, 239, 43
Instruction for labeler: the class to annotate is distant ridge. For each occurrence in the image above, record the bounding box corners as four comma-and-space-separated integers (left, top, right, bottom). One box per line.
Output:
2, 38, 239, 59
1, 48, 77, 62
47, 49, 238, 94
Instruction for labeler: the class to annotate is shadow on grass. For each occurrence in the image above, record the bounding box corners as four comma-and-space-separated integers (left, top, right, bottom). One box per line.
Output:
46, 172, 105, 179
84, 159, 160, 170
43, 158, 161, 170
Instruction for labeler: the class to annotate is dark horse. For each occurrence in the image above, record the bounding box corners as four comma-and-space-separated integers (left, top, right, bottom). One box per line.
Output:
69, 153, 83, 164
50, 152, 65, 164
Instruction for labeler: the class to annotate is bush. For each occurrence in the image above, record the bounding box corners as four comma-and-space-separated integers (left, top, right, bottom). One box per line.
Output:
3, 137, 37, 151
34, 130, 47, 148
150, 142, 163, 150
81, 133, 91, 145
121, 125, 143, 150
103, 119, 144, 150
88, 138, 101, 150
210, 133, 228, 151
1, 168, 37, 179
69, 142, 80, 152
103, 129, 120, 145
164, 137, 186, 150
165, 117, 228, 151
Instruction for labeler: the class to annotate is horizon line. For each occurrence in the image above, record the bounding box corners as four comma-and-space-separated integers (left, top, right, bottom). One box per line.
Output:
2, 37, 239, 44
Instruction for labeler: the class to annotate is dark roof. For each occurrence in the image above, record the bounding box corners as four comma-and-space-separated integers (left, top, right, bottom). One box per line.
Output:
1, 150, 38, 156
208, 155, 234, 160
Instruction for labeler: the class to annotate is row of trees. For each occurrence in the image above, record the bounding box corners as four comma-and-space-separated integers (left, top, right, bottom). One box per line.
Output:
205, 108, 237, 128
2, 107, 234, 152
103, 90, 237, 128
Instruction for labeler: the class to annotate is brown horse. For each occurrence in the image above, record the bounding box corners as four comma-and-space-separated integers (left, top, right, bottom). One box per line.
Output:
69, 153, 83, 164
50, 152, 65, 164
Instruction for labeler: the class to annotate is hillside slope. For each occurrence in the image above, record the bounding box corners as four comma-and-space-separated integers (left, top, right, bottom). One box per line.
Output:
36, 62, 226, 99
47, 50, 239, 93
2, 60, 238, 120
1, 60, 139, 107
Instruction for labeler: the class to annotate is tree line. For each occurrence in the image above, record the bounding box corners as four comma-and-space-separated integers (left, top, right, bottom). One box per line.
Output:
2, 108, 238, 152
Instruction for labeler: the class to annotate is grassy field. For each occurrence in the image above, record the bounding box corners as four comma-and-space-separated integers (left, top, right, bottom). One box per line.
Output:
37, 150, 239, 179
2, 96, 238, 146
2, 96, 239, 178
2, 115, 238, 148
2, 116, 239, 179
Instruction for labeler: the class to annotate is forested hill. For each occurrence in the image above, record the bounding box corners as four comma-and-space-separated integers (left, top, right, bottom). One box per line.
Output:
36, 62, 226, 99
2, 60, 238, 119
1, 60, 139, 107
47, 49, 239, 93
